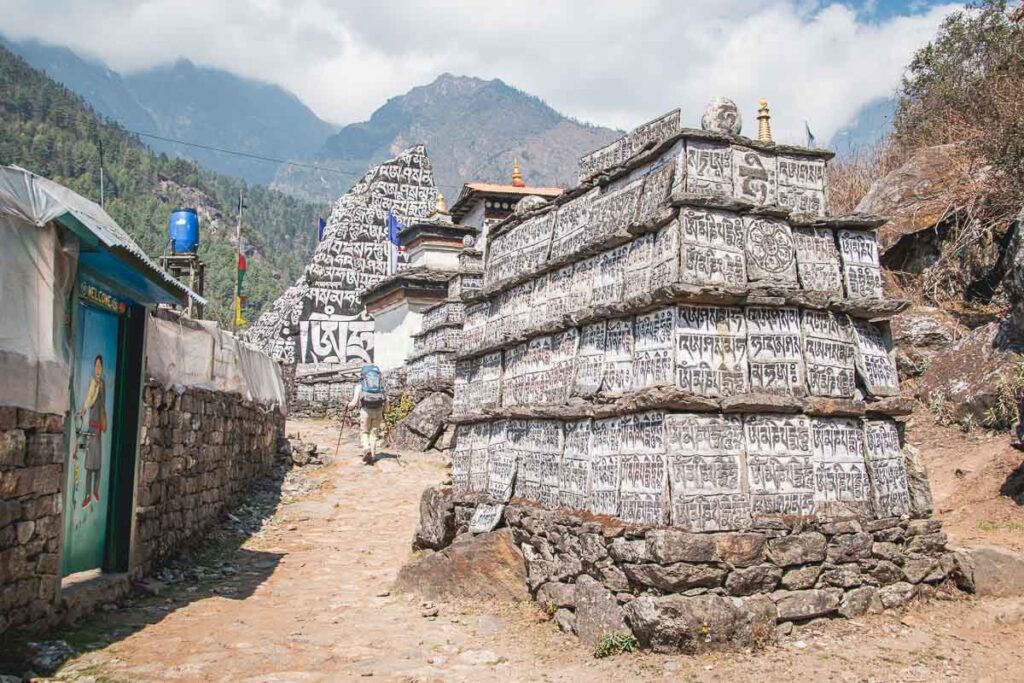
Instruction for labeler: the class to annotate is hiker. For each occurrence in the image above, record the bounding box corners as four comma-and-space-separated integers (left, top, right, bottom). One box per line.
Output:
348, 363, 386, 464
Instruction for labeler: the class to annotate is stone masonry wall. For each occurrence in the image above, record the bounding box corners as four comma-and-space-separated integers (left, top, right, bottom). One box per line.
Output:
133, 381, 283, 575
0, 407, 64, 636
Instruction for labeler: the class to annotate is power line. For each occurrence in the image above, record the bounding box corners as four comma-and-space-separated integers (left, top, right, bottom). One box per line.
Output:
127, 128, 465, 195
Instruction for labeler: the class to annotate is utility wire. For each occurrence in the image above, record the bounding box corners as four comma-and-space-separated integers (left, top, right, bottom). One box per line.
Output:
127, 129, 465, 195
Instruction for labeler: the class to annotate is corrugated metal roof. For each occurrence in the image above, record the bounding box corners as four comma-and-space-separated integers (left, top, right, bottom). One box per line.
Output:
0, 165, 204, 306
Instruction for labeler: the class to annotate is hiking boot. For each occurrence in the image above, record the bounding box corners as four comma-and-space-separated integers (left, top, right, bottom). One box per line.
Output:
362, 451, 374, 465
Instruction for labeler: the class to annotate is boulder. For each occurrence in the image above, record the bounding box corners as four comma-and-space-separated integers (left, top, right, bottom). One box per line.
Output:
412, 486, 455, 551
917, 321, 1024, 425
772, 589, 841, 621
955, 545, 1024, 597
903, 444, 934, 518
624, 594, 757, 654
878, 581, 915, 609
890, 306, 967, 377
391, 422, 432, 452
725, 564, 782, 596
780, 565, 821, 590
714, 532, 766, 567
622, 562, 726, 592
855, 143, 967, 254
393, 528, 527, 602
766, 532, 826, 566
826, 533, 873, 563
574, 575, 629, 648
839, 586, 882, 617
400, 392, 452, 446
645, 530, 719, 563
536, 581, 575, 609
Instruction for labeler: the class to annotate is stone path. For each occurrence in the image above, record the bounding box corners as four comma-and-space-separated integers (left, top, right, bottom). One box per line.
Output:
47, 418, 1024, 682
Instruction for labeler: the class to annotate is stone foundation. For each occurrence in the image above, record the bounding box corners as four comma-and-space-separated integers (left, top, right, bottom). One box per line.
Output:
0, 407, 65, 636
416, 489, 958, 653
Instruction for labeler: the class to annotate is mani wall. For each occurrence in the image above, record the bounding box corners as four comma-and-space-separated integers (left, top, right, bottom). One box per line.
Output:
406, 250, 483, 391
246, 146, 438, 371
433, 106, 950, 648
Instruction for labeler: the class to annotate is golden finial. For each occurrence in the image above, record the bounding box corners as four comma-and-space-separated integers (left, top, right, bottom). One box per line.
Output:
511, 158, 525, 187
434, 193, 450, 215
757, 98, 773, 143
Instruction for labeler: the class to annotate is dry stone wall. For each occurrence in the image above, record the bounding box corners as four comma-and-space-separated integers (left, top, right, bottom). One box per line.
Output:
133, 382, 282, 575
433, 109, 948, 649
0, 407, 64, 636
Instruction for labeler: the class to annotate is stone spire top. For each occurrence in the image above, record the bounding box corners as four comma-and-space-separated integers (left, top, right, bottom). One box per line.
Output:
511, 158, 525, 187
757, 98, 773, 143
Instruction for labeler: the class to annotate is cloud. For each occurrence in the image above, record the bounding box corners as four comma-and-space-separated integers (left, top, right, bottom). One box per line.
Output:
0, 0, 958, 144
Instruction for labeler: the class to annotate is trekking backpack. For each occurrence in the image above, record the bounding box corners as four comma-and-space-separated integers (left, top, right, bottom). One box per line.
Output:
359, 364, 385, 407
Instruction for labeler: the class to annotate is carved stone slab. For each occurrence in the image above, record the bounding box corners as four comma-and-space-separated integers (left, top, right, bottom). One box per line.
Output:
454, 422, 491, 497
810, 417, 872, 515
851, 319, 900, 397
743, 216, 798, 285
590, 179, 643, 245
602, 318, 635, 394
838, 230, 883, 299
593, 244, 629, 304
503, 336, 552, 407
468, 503, 505, 533
636, 156, 675, 225
793, 227, 843, 294
485, 212, 554, 287
453, 351, 502, 414
623, 232, 655, 302
462, 302, 488, 353
664, 413, 750, 531
675, 304, 749, 397
650, 219, 681, 291
744, 414, 814, 517
611, 412, 667, 525
578, 108, 681, 182
633, 308, 676, 389
550, 188, 597, 262
732, 145, 778, 206
685, 139, 733, 197
568, 255, 599, 315
487, 420, 516, 502
574, 322, 607, 397
801, 310, 856, 398
509, 419, 540, 503
863, 419, 912, 517
549, 328, 580, 404
560, 419, 592, 510
745, 306, 805, 396
679, 207, 747, 287
777, 154, 826, 217
422, 301, 465, 332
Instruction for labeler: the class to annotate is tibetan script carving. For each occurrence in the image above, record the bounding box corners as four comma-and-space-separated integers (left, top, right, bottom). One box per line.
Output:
810, 417, 872, 515
732, 146, 778, 206
664, 413, 750, 531
675, 304, 748, 397
633, 308, 676, 389
793, 227, 843, 294
851, 319, 900, 397
863, 419, 912, 517
838, 230, 883, 299
743, 216, 798, 285
685, 139, 733, 197
678, 207, 747, 287
746, 306, 805, 396
745, 414, 814, 517
802, 310, 856, 398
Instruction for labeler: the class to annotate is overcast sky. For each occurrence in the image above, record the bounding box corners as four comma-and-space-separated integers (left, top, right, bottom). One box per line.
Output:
1, 0, 960, 144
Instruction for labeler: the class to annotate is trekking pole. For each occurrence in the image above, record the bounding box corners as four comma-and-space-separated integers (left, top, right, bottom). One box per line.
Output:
334, 405, 348, 458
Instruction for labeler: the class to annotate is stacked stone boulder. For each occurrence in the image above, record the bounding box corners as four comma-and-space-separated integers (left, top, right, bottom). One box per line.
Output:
424, 107, 956, 651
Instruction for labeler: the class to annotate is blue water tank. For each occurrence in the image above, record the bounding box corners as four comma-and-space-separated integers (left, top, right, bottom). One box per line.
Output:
168, 208, 200, 254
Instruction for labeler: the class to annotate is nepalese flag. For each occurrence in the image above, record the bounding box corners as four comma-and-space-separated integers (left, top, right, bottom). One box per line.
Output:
317, 217, 326, 241
236, 251, 247, 290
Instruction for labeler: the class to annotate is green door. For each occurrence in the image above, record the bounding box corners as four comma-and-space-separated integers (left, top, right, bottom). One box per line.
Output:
62, 296, 121, 576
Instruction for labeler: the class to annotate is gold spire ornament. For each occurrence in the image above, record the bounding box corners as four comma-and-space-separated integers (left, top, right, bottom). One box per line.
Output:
434, 193, 450, 215
511, 158, 525, 187
757, 99, 773, 143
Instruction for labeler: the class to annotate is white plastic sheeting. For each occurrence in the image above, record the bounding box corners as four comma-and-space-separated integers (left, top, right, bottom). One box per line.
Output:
145, 315, 287, 411
0, 171, 80, 415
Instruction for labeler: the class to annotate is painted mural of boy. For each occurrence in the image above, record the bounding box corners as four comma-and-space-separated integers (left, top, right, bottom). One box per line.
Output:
78, 354, 107, 508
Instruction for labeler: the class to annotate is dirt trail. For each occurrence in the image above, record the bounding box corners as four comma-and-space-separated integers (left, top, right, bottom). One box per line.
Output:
48, 417, 1024, 682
